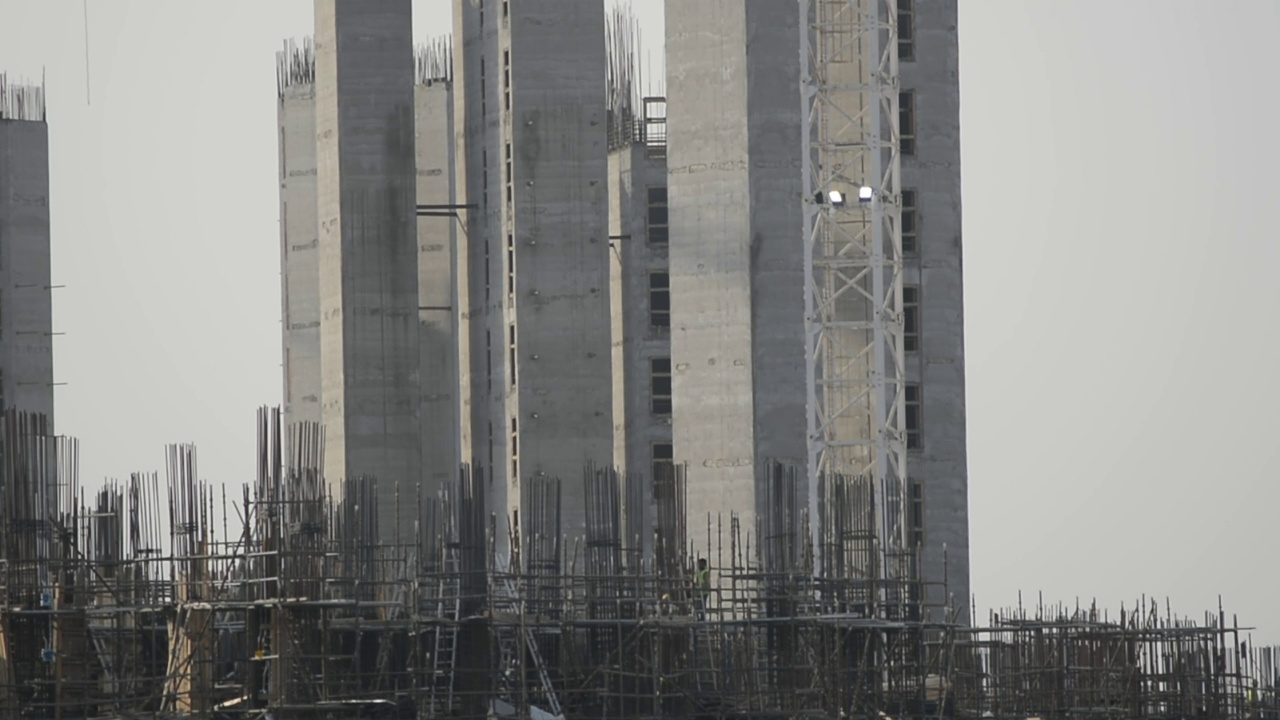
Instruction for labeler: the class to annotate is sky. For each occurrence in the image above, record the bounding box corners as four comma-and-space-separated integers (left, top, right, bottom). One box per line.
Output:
0, 1, 1276, 640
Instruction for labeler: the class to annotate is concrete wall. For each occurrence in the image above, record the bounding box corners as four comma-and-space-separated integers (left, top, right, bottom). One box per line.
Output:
901, 0, 970, 619
666, 0, 804, 541
455, 0, 611, 547
508, 0, 611, 543
452, 0, 499, 521
315, 0, 421, 541
278, 79, 320, 440
609, 142, 670, 560
0, 116, 54, 425
414, 79, 463, 499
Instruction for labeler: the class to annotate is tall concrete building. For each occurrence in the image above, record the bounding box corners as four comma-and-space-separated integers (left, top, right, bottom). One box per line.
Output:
0, 77, 54, 426
314, 0, 421, 538
665, 0, 970, 611
277, 34, 463, 525
897, 0, 970, 615
607, 94, 669, 559
278, 42, 321, 437
454, 0, 612, 546
665, 1, 807, 537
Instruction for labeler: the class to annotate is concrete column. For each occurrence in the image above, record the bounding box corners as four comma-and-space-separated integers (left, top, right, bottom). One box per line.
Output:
315, 0, 421, 542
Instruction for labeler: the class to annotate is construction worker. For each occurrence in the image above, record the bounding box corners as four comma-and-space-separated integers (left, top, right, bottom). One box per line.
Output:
694, 558, 711, 620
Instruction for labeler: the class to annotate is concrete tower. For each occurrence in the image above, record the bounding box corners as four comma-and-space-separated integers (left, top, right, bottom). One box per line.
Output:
665, 1, 807, 538
604, 12, 670, 559
412, 43, 467, 498
277, 41, 321, 439
278, 38, 464, 504
665, 0, 970, 615
898, 0, 971, 617
0, 76, 54, 426
454, 0, 612, 547
314, 0, 421, 540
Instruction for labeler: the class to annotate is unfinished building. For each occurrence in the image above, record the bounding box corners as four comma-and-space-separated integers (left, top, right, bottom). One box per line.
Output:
278, 34, 464, 518
0, 76, 54, 429
605, 10, 670, 561
278, 3, 474, 538
454, 0, 613, 549
897, 0, 971, 618
663, 0, 970, 617
277, 40, 321, 437
664, 0, 807, 544
313, 0, 421, 539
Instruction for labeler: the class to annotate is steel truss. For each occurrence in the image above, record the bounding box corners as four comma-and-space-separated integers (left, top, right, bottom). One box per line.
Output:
800, 0, 908, 576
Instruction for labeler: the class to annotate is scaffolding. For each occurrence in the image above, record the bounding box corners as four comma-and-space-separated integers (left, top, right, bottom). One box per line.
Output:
0, 407, 1277, 719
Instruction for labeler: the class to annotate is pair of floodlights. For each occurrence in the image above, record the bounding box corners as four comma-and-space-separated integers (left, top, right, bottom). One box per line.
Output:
816, 186, 874, 206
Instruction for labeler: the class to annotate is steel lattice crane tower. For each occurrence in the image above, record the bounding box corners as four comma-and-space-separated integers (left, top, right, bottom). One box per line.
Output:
800, 0, 908, 582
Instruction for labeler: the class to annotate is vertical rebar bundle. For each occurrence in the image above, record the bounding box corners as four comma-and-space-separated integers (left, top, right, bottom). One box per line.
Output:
275, 37, 315, 97
0, 407, 1277, 719
0, 73, 46, 121
415, 35, 454, 85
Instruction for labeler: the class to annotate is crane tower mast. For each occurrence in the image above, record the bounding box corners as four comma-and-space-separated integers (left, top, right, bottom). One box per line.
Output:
800, 0, 908, 580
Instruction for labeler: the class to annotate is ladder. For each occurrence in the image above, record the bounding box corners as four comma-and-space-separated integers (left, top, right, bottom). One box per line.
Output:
429, 545, 462, 715
501, 577, 562, 718
372, 575, 409, 691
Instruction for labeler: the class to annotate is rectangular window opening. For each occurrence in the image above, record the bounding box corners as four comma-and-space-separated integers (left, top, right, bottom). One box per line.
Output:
486, 330, 493, 394
905, 383, 922, 450
898, 0, 915, 62
653, 442, 674, 483
903, 285, 920, 353
901, 189, 918, 255
509, 325, 517, 387
900, 91, 916, 156
909, 481, 924, 547
506, 234, 515, 296
650, 357, 673, 415
648, 272, 670, 328
647, 186, 669, 244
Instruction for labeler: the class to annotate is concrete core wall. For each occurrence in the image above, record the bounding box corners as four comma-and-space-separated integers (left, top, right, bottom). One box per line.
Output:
508, 0, 611, 542
455, 0, 611, 546
0, 118, 54, 425
279, 82, 320, 439
315, 0, 421, 541
666, 0, 804, 541
415, 80, 462, 499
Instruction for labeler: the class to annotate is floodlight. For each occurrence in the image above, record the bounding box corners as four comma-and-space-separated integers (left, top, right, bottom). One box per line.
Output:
858, 186, 874, 202
828, 190, 845, 206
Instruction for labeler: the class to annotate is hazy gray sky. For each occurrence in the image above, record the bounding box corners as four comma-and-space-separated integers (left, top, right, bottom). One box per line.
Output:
0, 1, 1275, 639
